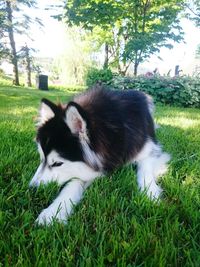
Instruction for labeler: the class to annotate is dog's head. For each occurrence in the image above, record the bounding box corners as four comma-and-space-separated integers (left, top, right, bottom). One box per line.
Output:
30, 98, 92, 186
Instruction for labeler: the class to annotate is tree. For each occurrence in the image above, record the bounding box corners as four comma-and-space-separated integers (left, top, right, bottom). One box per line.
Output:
183, 0, 200, 27
5, 0, 19, 85
52, 26, 94, 85
63, 0, 185, 75
62, 0, 121, 71
182, 0, 200, 63
18, 44, 36, 87
195, 44, 200, 58
0, 0, 42, 85
0, 2, 9, 59
0, 5, 5, 57
122, 0, 185, 75
84, 27, 115, 69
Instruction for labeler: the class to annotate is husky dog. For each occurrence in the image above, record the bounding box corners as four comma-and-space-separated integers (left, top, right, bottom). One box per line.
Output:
30, 86, 170, 225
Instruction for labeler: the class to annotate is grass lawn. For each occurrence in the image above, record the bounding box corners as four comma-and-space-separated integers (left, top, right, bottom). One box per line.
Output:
0, 84, 200, 267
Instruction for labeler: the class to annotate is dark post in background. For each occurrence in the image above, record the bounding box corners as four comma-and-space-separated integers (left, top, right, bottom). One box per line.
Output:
36, 75, 48, 90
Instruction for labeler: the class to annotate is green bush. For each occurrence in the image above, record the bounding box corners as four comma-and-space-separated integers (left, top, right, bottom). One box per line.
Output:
86, 67, 113, 87
111, 75, 200, 108
48, 84, 86, 92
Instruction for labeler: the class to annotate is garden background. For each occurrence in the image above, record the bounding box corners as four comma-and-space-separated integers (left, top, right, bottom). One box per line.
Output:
0, 0, 200, 266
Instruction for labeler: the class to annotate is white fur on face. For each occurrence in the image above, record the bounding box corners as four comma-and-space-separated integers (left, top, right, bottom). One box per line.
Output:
29, 149, 102, 187
30, 147, 102, 225
37, 102, 55, 127
134, 140, 170, 199
38, 143, 45, 161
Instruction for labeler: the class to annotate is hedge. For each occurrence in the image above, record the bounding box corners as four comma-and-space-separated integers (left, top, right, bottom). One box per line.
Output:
86, 67, 113, 87
110, 75, 200, 108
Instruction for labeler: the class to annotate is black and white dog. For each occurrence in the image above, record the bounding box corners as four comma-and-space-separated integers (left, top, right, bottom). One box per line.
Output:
30, 86, 170, 225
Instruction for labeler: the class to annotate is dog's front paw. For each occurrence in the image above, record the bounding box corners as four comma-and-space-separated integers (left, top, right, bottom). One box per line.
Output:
36, 208, 53, 225
29, 177, 53, 187
36, 207, 67, 226
146, 183, 163, 199
29, 178, 43, 187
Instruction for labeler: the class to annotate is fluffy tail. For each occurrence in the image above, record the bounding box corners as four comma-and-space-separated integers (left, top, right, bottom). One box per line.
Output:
146, 93, 160, 129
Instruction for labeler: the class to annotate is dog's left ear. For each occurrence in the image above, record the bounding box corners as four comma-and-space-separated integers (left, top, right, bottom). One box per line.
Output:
65, 102, 88, 139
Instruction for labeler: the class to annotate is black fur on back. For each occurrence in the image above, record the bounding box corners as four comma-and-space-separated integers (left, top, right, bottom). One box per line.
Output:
36, 86, 156, 173
74, 87, 156, 172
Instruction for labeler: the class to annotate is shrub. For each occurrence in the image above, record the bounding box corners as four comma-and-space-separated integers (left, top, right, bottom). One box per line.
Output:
111, 75, 200, 108
86, 67, 113, 87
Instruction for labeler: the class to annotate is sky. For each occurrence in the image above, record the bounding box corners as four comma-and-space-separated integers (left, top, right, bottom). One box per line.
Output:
142, 19, 200, 75
16, 0, 65, 58
6, 0, 200, 75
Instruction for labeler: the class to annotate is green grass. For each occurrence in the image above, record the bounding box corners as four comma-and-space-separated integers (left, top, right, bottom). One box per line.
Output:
0, 84, 200, 267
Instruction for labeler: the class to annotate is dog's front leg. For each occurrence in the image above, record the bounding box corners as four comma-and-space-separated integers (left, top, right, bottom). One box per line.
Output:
36, 179, 89, 225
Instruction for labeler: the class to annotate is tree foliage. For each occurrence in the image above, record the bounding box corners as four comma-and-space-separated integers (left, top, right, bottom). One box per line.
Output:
195, 43, 200, 58
85, 67, 113, 87
18, 44, 37, 87
184, 0, 200, 27
52, 26, 94, 85
0, 0, 42, 85
0, 2, 9, 59
63, 0, 185, 75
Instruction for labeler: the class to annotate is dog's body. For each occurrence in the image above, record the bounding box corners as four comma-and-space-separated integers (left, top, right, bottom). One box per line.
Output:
30, 87, 170, 225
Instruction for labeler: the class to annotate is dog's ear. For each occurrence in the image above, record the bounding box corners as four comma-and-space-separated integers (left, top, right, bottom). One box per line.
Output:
37, 98, 58, 127
65, 102, 89, 139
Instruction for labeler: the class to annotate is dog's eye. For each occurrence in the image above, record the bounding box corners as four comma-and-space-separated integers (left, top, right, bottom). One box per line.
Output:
51, 162, 63, 167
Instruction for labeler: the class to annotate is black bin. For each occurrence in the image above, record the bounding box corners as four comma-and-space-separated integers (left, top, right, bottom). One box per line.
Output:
36, 75, 48, 90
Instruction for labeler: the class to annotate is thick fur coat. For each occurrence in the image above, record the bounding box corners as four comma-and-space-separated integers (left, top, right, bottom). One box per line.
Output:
30, 86, 170, 225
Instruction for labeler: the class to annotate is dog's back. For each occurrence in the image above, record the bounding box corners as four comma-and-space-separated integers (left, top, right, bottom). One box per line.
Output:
74, 87, 155, 171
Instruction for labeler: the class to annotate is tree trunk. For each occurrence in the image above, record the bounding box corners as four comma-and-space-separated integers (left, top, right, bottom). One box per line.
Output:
134, 52, 139, 76
103, 42, 109, 68
25, 45, 32, 87
6, 0, 19, 86
134, 63, 138, 76
120, 62, 131, 76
